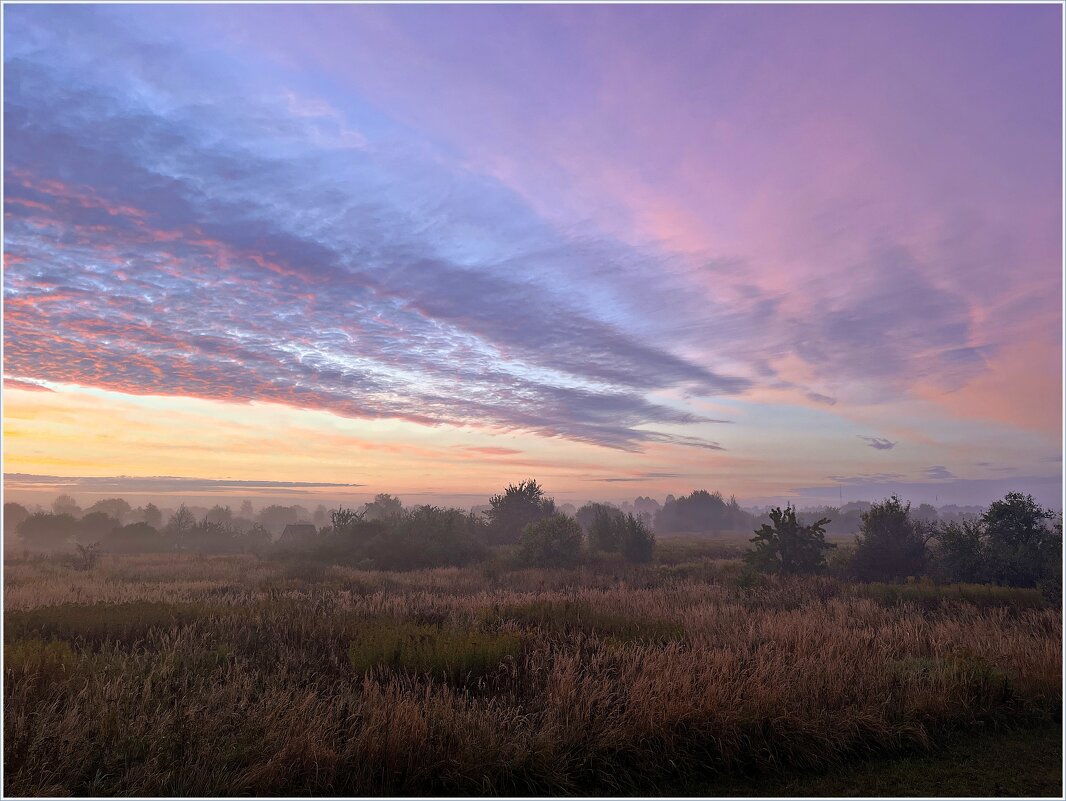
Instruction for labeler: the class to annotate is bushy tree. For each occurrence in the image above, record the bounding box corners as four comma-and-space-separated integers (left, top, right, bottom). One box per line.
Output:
85, 498, 131, 523
852, 496, 927, 582
257, 504, 301, 535
76, 511, 119, 544
165, 504, 196, 549
4, 502, 30, 543
982, 492, 1060, 588
331, 506, 364, 530
102, 522, 166, 554
142, 503, 163, 529
619, 513, 655, 563
931, 492, 1061, 589
654, 490, 752, 533
517, 514, 583, 568
204, 505, 234, 526
485, 479, 555, 545
930, 519, 986, 584
18, 512, 79, 550
577, 502, 623, 552
362, 493, 404, 522
52, 494, 81, 518
317, 504, 487, 569
747, 505, 833, 574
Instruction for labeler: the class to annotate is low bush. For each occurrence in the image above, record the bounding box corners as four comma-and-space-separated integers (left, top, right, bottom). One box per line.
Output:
348, 620, 523, 682
4, 601, 211, 645
516, 514, 584, 568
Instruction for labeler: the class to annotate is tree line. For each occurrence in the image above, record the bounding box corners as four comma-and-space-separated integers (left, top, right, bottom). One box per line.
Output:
2, 480, 655, 570
4, 485, 1058, 592
745, 492, 1062, 596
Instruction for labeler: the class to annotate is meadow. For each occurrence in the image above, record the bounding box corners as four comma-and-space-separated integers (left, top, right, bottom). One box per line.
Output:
3, 543, 1061, 797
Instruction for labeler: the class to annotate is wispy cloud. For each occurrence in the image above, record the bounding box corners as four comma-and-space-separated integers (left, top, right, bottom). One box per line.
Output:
597, 471, 682, 482
925, 466, 956, 480
3, 11, 748, 453
826, 473, 906, 485
4, 474, 362, 493
857, 436, 897, 450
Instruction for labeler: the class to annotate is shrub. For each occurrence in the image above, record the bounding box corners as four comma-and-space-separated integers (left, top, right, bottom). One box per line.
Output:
347, 620, 522, 682
72, 542, 102, 571
101, 522, 167, 554
654, 490, 753, 533
747, 505, 834, 575
579, 503, 623, 553
852, 496, 927, 582
930, 519, 986, 584
485, 479, 555, 545
516, 514, 583, 568
619, 513, 655, 563
928, 493, 1062, 590
17, 512, 79, 551
315, 505, 487, 570
982, 492, 1060, 589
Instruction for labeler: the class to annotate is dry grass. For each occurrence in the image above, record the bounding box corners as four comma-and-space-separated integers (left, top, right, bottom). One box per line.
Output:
3, 553, 1061, 796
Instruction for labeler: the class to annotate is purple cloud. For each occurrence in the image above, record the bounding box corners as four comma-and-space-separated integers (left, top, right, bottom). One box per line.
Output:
858, 436, 897, 451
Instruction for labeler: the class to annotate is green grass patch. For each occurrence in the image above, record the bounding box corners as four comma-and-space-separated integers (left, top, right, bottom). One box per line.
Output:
490, 599, 685, 643
5, 637, 80, 680
348, 620, 523, 681
4, 601, 213, 645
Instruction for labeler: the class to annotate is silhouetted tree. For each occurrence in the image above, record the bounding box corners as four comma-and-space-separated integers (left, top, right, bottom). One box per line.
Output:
654, 490, 752, 533
85, 498, 131, 523
257, 505, 301, 535
312, 504, 329, 527
18, 512, 78, 551
981, 492, 1060, 588
102, 522, 166, 553
577, 502, 623, 552
912, 503, 939, 524
331, 506, 364, 530
930, 519, 986, 583
362, 493, 404, 522
4, 502, 30, 542
204, 505, 234, 526
166, 504, 196, 549
486, 479, 555, 545
52, 494, 81, 518
620, 513, 656, 563
852, 496, 927, 582
517, 514, 583, 567
747, 505, 833, 575
76, 511, 119, 544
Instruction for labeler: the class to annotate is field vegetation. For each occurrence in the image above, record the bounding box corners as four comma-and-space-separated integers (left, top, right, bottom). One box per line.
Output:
3, 485, 1061, 795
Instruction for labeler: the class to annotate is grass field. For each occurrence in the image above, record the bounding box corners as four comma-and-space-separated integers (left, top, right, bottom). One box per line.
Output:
3, 547, 1061, 796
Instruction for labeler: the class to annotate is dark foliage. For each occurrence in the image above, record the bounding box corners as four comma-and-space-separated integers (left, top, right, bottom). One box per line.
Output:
485, 479, 555, 545
930, 492, 1061, 591
747, 505, 834, 575
655, 490, 753, 533
619, 513, 656, 563
17, 512, 79, 550
517, 514, 584, 567
852, 496, 928, 582
314, 504, 488, 570
577, 502, 624, 552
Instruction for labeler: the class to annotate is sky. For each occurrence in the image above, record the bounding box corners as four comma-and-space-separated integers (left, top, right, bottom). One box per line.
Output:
3, 4, 1063, 510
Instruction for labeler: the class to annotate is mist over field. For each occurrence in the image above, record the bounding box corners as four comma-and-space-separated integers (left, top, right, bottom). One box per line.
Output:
2, 2, 1062, 798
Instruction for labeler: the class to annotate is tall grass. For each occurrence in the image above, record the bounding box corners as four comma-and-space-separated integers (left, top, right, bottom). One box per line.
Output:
3, 553, 1060, 796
